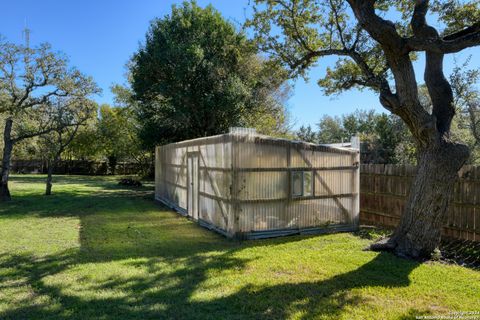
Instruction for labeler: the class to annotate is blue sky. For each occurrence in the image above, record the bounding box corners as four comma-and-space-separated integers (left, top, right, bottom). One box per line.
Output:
1, 0, 479, 129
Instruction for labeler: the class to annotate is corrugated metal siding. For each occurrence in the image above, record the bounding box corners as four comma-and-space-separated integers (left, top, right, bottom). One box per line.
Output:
155, 133, 360, 238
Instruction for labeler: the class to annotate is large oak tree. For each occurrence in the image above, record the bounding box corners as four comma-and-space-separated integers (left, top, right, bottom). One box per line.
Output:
0, 39, 99, 201
249, 0, 480, 258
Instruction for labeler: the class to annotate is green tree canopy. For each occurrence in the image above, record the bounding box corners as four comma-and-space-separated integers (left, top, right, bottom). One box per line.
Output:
130, 1, 291, 148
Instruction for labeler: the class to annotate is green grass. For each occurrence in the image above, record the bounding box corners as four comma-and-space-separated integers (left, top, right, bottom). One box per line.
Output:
0, 175, 479, 320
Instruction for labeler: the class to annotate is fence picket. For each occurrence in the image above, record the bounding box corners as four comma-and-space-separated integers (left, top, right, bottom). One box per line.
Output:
360, 164, 479, 242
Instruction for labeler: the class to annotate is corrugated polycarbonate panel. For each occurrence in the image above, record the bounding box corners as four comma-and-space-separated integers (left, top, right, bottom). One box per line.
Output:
200, 142, 231, 168
157, 144, 188, 210
238, 201, 288, 231
290, 148, 352, 167
165, 166, 187, 186
236, 141, 287, 168
315, 170, 354, 195
165, 183, 187, 208
155, 147, 161, 200
199, 196, 232, 231
156, 133, 359, 238
155, 136, 234, 235
292, 198, 354, 228
200, 169, 231, 199
236, 171, 288, 201
234, 136, 359, 234
237, 198, 354, 232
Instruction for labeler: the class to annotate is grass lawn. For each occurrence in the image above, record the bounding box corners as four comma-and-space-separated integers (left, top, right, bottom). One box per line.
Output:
0, 175, 479, 320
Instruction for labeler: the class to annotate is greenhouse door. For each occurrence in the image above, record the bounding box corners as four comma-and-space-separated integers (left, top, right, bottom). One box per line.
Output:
187, 153, 199, 220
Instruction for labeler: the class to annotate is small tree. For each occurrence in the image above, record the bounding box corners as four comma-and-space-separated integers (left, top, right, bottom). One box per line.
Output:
0, 39, 99, 201
249, 0, 480, 258
40, 98, 97, 195
63, 115, 101, 161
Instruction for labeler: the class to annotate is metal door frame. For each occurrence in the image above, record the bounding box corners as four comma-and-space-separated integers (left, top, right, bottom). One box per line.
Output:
187, 152, 200, 220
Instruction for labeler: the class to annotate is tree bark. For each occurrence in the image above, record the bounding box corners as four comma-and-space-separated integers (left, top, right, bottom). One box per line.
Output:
45, 160, 54, 196
45, 156, 60, 196
1, 118, 14, 202
342, 0, 475, 259
371, 139, 469, 258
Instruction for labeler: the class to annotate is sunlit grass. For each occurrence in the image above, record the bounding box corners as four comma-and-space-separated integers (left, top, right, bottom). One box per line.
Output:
0, 175, 478, 319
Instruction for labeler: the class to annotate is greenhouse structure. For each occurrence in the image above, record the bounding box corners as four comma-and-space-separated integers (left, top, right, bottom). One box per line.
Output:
155, 128, 360, 239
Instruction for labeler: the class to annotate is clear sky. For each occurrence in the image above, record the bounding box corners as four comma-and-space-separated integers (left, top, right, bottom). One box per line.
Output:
1, 0, 479, 129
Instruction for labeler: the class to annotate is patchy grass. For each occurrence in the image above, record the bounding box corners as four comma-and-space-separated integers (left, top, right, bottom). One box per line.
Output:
0, 175, 479, 320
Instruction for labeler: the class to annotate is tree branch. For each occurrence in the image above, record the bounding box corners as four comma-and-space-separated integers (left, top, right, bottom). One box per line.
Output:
407, 22, 480, 53
289, 49, 348, 70
347, 0, 436, 145
411, 0, 430, 37
346, 0, 405, 52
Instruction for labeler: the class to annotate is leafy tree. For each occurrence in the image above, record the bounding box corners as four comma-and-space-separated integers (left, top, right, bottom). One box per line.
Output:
342, 110, 377, 138
110, 84, 154, 176
449, 59, 480, 163
97, 104, 143, 174
0, 39, 99, 201
317, 115, 346, 143
248, 0, 480, 258
40, 98, 97, 195
130, 1, 291, 148
373, 113, 406, 163
63, 115, 101, 160
296, 125, 317, 142
310, 110, 411, 163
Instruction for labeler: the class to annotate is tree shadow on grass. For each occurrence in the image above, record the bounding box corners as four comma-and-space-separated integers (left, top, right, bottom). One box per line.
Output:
10, 174, 149, 185
1, 175, 422, 319
0, 248, 420, 319
2, 176, 154, 219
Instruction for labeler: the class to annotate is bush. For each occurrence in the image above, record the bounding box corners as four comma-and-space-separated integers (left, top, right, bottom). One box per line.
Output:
118, 178, 142, 187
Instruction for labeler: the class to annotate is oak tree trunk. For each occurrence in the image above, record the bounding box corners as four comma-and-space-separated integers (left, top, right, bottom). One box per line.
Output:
1, 118, 14, 202
372, 139, 469, 258
45, 156, 59, 196
45, 161, 54, 196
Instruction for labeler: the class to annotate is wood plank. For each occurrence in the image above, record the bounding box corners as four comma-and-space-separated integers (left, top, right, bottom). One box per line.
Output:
359, 164, 480, 242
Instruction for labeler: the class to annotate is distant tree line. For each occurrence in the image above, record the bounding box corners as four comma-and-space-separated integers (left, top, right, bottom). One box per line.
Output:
295, 110, 415, 164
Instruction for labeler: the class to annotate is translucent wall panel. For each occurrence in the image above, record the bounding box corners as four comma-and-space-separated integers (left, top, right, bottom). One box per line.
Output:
238, 201, 288, 231
236, 141, 287, 168
156, 133, 359, 238
315, 170, 354, 195
236, 172, 288, 201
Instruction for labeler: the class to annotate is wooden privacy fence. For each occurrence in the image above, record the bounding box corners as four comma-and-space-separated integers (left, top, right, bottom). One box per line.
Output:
360, 164, 480, 242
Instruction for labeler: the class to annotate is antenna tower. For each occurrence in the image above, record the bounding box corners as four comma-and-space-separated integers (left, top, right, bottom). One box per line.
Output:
22, 18, 31, 48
